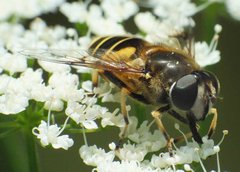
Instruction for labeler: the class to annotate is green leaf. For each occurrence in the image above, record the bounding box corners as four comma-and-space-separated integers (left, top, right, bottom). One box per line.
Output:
75, 22, 89, 36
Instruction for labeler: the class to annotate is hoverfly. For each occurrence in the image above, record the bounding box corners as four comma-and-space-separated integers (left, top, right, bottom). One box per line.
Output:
21, 35, 220, 153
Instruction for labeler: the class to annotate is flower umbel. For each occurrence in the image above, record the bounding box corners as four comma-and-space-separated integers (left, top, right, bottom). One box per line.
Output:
79, 121, 227, 171
0, 0, 227, 171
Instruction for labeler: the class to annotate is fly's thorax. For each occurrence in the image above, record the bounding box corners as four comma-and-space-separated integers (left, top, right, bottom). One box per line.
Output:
128, 46, 199, 106
145, 46, 199, 88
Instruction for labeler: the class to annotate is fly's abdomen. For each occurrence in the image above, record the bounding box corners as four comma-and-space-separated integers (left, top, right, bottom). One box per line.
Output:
89, 36, 154, 104
89, 36, 148, 57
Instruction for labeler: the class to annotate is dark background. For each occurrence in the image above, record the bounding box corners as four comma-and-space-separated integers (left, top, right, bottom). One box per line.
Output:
210, 16, 240, 172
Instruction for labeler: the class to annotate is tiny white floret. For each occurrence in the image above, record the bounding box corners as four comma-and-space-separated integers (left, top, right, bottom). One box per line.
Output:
32, 120, 74, 150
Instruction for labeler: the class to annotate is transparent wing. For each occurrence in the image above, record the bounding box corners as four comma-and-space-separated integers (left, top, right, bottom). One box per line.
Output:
20, 48, 145, 73
170, 27, 195, 58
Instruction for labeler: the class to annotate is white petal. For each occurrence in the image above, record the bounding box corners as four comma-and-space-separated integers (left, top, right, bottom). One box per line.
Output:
82, 80, 93, 93
0, 53, 27, 74
60, 2, 88, 23
101, 0, 139, 22
52, 135, 74, 150
195, 41, 221, 67
39, 61, 71, 73
226, 0, 240, 21
44, 99, 64, 111
82, 120, 98, 129
0, 94, 29, 115
79, 145, 114, 166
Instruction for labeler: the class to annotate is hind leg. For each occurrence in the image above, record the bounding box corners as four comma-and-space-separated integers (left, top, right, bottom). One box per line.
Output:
116, 88, 130, 149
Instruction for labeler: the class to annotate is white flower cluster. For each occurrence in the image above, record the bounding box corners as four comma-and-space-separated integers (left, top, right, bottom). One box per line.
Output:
0, 0, 65, 21
0, 0, 229, 171
0, 17, 93, 113
60, 0, 137, 35
0, 17, 122, 149
225, 0, 240, 21
80, 119, 227, 171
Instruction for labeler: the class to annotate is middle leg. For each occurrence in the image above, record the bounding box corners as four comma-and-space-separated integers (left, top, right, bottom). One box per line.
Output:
151, 106, 174, 155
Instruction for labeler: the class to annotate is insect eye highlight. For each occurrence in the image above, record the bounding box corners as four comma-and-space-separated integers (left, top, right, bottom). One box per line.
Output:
169, 74, 198, 111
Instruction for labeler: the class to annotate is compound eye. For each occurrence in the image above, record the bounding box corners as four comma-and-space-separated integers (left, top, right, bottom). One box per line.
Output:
170, 74, 198, 111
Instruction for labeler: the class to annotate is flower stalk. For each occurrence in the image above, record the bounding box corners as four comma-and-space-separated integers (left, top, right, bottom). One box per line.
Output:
25, 128, 39, 172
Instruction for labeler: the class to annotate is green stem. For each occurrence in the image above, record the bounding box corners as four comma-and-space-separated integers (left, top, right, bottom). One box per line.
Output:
65, 127, 102, 133
25, 130, 39, 172
0, 128, 19, 138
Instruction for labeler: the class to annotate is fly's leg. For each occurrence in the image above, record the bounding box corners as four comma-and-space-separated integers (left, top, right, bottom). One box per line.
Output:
176, 108, 218, 144
168, 110, 196, 143
207, 108, 218, 139
152, 108, 174, 156
92, 70, 99, 88
186, 112, 203, 144
116, 88, 130, 149
89, 70, 100, 97
168, 110, 189, 125
120, 88, 129, 138
168, 108, 217, 144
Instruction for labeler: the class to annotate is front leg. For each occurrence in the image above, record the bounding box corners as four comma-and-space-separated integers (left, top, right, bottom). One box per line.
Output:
207, 108, 218, 139
186, 112, 203, 144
